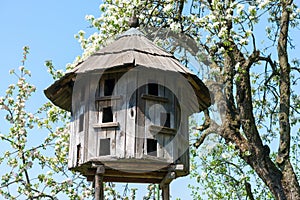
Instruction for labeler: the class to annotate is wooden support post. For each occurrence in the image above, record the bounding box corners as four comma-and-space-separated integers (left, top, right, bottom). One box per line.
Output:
162, 184, 170, 200
94, 165, 105, 200
160, 165, 176, 200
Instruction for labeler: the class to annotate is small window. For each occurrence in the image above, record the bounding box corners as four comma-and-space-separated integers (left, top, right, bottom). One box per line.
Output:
99, 139, 110, 156
160, 112, 170, 128
79, 113, 84, 132
102, 107, 113, 123
147, 139, 157, 156
76, 144, 81, 166
104, 79, 115, 96
148, 83, 158, 96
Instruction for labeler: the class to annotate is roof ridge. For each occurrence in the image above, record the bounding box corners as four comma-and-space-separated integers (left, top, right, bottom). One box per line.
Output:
93, 47, 174, 58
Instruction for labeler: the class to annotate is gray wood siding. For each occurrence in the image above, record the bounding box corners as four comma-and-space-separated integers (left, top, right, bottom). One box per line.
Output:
86, 74, 99, 161
136, 71, 146, 158
115, 73, 126, 158
125, 71, 137, 158
68, 70, 190, 173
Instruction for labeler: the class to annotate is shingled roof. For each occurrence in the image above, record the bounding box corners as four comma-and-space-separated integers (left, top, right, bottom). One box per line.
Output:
44, 28, 211, 112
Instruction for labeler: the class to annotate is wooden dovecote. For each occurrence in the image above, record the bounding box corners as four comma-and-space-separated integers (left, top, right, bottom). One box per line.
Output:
44, 27, 211, 199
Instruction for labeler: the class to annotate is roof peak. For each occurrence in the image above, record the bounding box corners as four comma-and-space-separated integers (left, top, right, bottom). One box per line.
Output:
117, 28, 144, 39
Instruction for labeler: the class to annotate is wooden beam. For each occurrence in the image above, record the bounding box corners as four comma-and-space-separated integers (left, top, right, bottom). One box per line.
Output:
160, 165, 176, 200
141, 94, 169, 102
162, 184, 170, 200
159, 171, 175, 188
94, 165, 105, 200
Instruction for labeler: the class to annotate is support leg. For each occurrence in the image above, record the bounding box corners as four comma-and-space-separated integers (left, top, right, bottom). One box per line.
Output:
94, 165, 105, 200
160, 165, 175, 200
162, 184, 170, 200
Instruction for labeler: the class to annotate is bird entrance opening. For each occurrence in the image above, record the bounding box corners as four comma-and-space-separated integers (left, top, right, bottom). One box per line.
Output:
160, 112, 170, 128
76, 144, 81, 166
147, 139, 157, 156
102, 107, 113, 123
148, 83, 158, 96
99, 138, 110, 156
104, 78, 115, 96
79, 113, 84, 132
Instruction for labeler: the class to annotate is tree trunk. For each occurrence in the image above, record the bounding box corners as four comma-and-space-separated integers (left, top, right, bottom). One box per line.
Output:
276, 0, 300, 198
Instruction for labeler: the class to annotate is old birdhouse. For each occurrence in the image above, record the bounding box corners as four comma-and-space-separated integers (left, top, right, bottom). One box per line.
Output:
45, 27, 210, 199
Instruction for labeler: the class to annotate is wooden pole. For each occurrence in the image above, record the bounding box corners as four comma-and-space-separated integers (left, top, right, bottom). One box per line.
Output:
160, 165, 176, 200
94, 165, 105, 200
162, 184, 170, 200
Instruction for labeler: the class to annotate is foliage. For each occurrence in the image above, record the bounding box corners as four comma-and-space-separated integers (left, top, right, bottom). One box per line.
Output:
0, 47, 93, 199
1, 0, 300, 199
72, 0, 300, 199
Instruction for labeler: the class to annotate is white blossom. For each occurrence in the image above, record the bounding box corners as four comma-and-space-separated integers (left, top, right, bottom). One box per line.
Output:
46, 171, 53, 176
245, 30, 252, 36
218, 26, 228, 38
9, 69, 15, 74
239, 38, 249, 45
237, 4, 244, 15
78, 30, 85, 36
85, 15, 94, 21
235, 62, 240, 70
221, 152, 231, 159
19, 66, 24, 71
163, 4, 173, 13
201, 171, 208, 179
170, 22, 181, 32
208, 14, 216, 21
248, 6, 256, 14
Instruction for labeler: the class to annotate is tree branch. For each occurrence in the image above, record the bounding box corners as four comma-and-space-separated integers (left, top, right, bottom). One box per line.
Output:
276, 0, 291, 166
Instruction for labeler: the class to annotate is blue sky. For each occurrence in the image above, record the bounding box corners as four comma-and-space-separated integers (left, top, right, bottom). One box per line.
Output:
0, 1, 99, 104
0, 1, 195, 199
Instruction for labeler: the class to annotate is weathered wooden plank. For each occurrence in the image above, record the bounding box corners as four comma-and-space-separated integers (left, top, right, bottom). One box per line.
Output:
153, 77, 164, 159
160, 166, 175, 200
125, 70, 137, 158
160, 172, 175, 189
163, 135, 173, 162
162, 76, 175, 162
86, 74, 99, 161
106, 127, 116, 156
156, 133, 164, 159
75, 104, 85, 165
177, 110, 189, 172
98, 74, 105, 97
94, 165, 105, 200
141, 94, 168, 102
102, 177, 162, 183
81, 77, 90, 163
145, 99, 155, 156
95, 95, 122, 101
115, 72, 126, 158
93, 122, 119, 128
162, 184, 170, 200
136, 71, 145, 158
98, 104, 108, 157
149, 125, 176, 135
68, 115, 76, 168
173, 97, 181, 164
